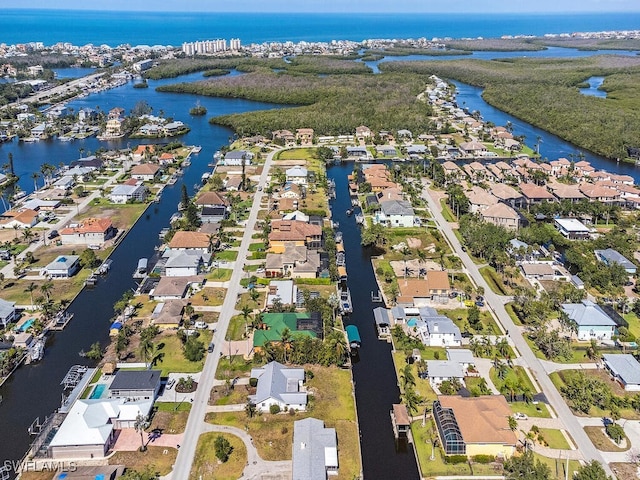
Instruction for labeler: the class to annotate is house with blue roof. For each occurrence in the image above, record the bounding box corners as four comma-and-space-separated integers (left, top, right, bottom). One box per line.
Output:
561, 300, 617, 341
595, 248, 637, 275
249, 361, 307, 412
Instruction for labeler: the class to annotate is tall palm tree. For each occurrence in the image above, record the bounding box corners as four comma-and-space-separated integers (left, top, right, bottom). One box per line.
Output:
31, 172, 40, 192
134, 414, 148, 452
40, 281, 53, 301
400, 363, 416, 391
25, 282, 37, 307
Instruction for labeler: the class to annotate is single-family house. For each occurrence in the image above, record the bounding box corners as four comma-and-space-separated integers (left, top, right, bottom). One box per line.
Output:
396, 272, 451, 306
520, 263, 557, 281
603, 354, 640, 392
59, 218, 115, 246
295, 128, 314, 146
132, 145, 156, 162
108, 369, 162, 400
518, 183, 555, 208
433, 395, 517, 458
268, 220, 322, 253
43, 255, 81, 279
265, 280, 298, 309
168, 231, 214, 252
446, 348, 475, 369
375, 200, 415, 227
416, 316, 462, 347
0, 208, 39, 229
561, 300, 618, 341
253, 312, 319, 352
223, 150, 253, 166
554, 218, 590, 240
163, 250, 209, 277
426, 360, 465, 387
265, 245, 321, 279
150, 276, 204, 301
130, 163, 161, 182
595, 248, 637, 275
0, 298, 16, 328
285, 166, 308, 185
109, 183, 147, 204
195, 191, 229, 209
249, 361, 307, 412
292, 418, 338, 480
151, 300, 185, 330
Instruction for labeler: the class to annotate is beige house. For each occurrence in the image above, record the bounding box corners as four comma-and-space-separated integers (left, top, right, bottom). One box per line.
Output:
480, 202, 520, 230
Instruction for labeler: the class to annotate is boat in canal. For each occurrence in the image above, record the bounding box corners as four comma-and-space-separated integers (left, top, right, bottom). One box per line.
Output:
29, 339, 45, 363
346, 325, 361, 354
133, 258, 148, 278
339, 286, 353, 314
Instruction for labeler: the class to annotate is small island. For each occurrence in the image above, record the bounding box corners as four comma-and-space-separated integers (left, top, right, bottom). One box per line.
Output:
189, 104, 207, 116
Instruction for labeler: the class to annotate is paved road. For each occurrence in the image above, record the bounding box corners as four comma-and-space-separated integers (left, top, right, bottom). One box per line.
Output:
421, 181, 612, 476
167, 149, 277, 479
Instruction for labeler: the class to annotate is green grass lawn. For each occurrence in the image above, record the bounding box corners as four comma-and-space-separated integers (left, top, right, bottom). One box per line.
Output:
155, 331, 212, 376
439, 198, 456, 222
248, 242, 265, 251
533, 452, 580, 480
478, 265, 507, 295
442, 307, 503, 337
275, 148, 318, 161
490, 365, 537, 396
225, 315, 247, 341
216, 355, 254, 380
392, 351, 437, 403
505, 303, 523, 326
189, 432, 247, 480
215, 250, 238, 261
538, 428, 570, 449
509, 401, 551, 418
206, 268, 233, 281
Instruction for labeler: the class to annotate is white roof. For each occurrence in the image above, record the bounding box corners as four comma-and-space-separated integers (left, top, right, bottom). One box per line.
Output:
286, 166, 308, 177
555, 218, 590, 233
50, 398, 152, 447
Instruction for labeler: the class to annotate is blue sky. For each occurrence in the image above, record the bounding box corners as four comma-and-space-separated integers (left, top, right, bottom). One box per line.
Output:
5, 0, 640, 13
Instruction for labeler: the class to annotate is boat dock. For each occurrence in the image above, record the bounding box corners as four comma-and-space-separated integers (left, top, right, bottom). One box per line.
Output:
48, 311, 74, 331
346, 324, 361, 354
96, 258, 113, 275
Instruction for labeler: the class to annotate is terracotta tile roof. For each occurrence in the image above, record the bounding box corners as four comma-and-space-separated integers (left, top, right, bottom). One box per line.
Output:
519, 183, 554, 200
438, 395, 517, 445
269, 220, 321, 242
490, 183, 521, 200
60, 217, 113, 235
579, 184, 620, 199
131, 163, 160, 175
0, 208, 38, 226
481, 202, 519, 220
168, 231, 212, 249
133, 145, 156, 155
195, 191, 229, 207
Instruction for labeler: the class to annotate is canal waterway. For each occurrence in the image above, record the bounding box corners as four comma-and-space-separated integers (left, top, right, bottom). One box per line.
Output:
327, 163, 420, 480
579, 76, 607, 98
0, 74, 283, 477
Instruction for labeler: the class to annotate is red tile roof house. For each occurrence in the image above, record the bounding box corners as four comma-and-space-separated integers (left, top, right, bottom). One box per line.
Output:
59, 218, 116, 246
518, 182, 555, 209
130, 163, 161, 182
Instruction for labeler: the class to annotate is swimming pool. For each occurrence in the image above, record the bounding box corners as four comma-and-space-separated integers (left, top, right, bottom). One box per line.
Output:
89, 383, 107, 399
16, 318, 35, 332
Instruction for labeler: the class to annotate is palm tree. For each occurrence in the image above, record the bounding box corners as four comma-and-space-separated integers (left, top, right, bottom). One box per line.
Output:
496, 337, 510, 358
138, 337, 153, 366
40, 281, 53, 301
134, 413, 149, 452
280, 327, 292, 363
400, 363, 416, 391
31, 172, 40, 192
401, 387, 422, 416
25, 282, 37, 307
241, 305, 252, 334
508, 416, 518, 431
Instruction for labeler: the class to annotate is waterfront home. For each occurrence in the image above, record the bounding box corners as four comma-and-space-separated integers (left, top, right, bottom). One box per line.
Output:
265, 245, 321, 279
163, 250, 209, 277
285, 166, 308, 185
446, 348, 475, 369
150, 275, 204, 301
108, 107, 125, 119
253, 312, 319, 353
163, 121, 185, 135
292, 418, 339, 480
433, 396, 517, 458
43, 255, 81, 279
222, 150, 253, 166
272, 129, 296, 145
249, 361, 307, 412
346, 146, 370, 159
561, 300, 618, 341
459, 141, 487, 156
518, 182, 555, 208
0, 208, 38, 229
151, 299, 185, 330
0, 298, 16, 328
22, 198, 61, 212
195, 191, 229, 208
199, 205, 228, 224
415, 316, 462, 348
554, 218, 590, 240
132, 144, 156, 162
108, 369, 162, 400
376, 145, 397, 157
295, 128, 314, 146
375, 200, 415, 227
130, 163, 161, 182
480, 202, 520, 230
109, 183, 147, 204
595, 248, 637, 275
60, 217, 116, 246
224, 175, 243, 191
396, 272, 451, 306
426, 360, 465, 387
30, 123, 47, 139
168, 231, 214, 252
268, 220, 322, 253
373, 307, 392, 338
266, 280, 298, 309
48, 398, 153, 459
602, 354, 640, 391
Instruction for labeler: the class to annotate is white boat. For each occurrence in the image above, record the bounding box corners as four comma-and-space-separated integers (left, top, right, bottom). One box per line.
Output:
30, 339, 45, 362
192, 145, 202, 153
201, 172, 211, 183
133, 258, 148, 278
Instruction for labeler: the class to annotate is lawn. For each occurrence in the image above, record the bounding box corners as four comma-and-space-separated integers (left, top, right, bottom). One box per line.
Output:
225, 315, 247, 341
538, 428, 570, 449
215, 250, 238, 261
533, 452, 580, 480
206, 365, 360, 479
442, 307, 503, 337
80, 202, 149, 230
155, 330, 212, 376
109, 446, 177, 476
411, 421, 504, 477
504, 303, 523, 326
216, 355, 255, 380
393, 351, 437, 403
248, 242, 265, 251
509, 401, 551, 418
489, 365, 537, 396
149, 402, 191, 434
275, 148, 317, 161
189, 432, 247, 480
190, 287, 227, 307
584, 426, 629, 452
206, 268, 233, 281
478, 265, 507, 295
439, 198, 456, 222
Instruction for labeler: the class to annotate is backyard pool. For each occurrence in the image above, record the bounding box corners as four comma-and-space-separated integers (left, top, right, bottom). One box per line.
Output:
89, 383, 107, 399
16, 318, 35, 333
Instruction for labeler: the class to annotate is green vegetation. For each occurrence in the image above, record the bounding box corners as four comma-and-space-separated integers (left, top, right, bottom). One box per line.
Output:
538, 428, 571, 449
381, 55, 640, 159
584, 426, 629, 453
190, 432, 246, 480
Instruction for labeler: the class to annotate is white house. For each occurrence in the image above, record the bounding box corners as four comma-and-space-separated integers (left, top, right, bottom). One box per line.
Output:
266, 280, 298, 309
0, 298, 16, 328
375, 200, 415, 228
222, 150, 253, 166
43, 255, 81, 279
603, 354, 640, 392
249, 361, 307, 412
109, 184, 147, 204
426, 360, 465, 388
414, 316, 462, 347
285, 166, 308, 185
163, 250, 209, 277
561, 300, 617, 341
59, 218, 115, 246
555, 218, 591, 240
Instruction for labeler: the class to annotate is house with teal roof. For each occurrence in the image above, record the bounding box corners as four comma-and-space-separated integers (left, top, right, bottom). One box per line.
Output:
253, 312, 318, 352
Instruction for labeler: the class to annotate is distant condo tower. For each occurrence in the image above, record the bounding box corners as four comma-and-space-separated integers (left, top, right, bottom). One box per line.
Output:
182, 38, 241, 56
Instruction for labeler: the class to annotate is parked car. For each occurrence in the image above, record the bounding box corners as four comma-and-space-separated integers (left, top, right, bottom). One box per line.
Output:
166, 378, 175, 389
514, 412, 528, 420
48, 229, 59, 239
475, 301, 485, 307
208, 343, 214, 353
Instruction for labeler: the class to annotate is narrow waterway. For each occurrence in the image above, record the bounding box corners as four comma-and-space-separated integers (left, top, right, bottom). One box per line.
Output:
0, 74, 283, 477
327, 163, 420, 480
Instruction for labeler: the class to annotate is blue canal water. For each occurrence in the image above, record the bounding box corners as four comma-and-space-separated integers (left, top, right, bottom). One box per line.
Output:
0, 75, 284, 477
579, 76, 607, 98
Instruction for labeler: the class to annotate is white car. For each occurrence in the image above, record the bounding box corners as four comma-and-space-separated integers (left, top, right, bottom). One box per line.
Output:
514, 412, 528, 420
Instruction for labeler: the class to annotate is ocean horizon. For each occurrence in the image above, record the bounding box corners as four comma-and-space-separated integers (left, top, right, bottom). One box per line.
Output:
2, 9, 640, 46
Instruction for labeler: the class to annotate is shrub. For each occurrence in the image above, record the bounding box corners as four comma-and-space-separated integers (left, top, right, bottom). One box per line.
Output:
249, 377, 258, 387
445, 454, 468, 464
269, 404, 281, 414
214, 435, 233, 463
606, 423, 625, 444
472, 454, 496, 464
281, 426, 288, 434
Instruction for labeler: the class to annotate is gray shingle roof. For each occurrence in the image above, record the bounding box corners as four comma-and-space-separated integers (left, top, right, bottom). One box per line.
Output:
109, 370, 161, 392
292, 417, 337, 480
249, 361, 307, 407
427, 360, 465, 379
561, 300, 617, 327
595, 248, 636, 271
380, 200, 414, 216
603, 354, 640, 386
